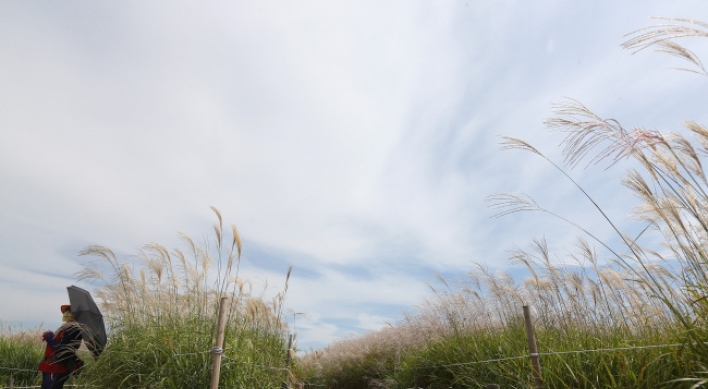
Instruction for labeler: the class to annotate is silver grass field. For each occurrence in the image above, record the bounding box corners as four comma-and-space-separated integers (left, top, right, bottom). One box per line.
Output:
3, 17, 708, 389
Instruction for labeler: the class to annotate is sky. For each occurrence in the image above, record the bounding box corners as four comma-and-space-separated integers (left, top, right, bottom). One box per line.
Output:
2, 1, 708, 351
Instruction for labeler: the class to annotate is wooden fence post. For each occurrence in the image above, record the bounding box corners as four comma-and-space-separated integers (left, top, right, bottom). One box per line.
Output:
281, 334, 294, 389
7, 376, 13, 389
523, 305, 542, 389
209, 297, 228, 389
286, 334, 293, 366
486, 384, 500, 389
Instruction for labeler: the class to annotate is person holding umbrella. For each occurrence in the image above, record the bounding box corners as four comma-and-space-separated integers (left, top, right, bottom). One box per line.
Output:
38, 304, 85, 389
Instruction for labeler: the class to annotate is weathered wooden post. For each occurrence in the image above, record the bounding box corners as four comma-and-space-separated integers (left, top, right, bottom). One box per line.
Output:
209, 297, 228, 389
523, 305, 542, 389
486, 384, 500, 389
7, 376, 14, 389
286, 334, 293, 366
281, 334, 294, 389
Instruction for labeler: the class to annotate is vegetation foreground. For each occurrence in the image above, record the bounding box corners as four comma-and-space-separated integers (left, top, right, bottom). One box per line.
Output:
3, 17, 708, 389
2, 208, 294, 389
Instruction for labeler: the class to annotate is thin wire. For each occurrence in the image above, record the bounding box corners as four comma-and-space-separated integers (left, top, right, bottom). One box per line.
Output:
221, 359, 289, 371
0, 386, 41, 389
414, 341, 704, 370
538, 342, 688, 356
416, 354, 529, 369
171, 350, 288, 371
0, 384, 98, 389
0, 382, 102, 388
172, 349, 215, 357
3, 341, 702, 389
0, 366, 36, 373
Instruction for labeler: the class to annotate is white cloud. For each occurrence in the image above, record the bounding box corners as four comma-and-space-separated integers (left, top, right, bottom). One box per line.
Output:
357, 313, 392, 331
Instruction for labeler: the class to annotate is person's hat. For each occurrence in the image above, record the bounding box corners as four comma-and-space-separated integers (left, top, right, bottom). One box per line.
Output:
60, 305, 71, 313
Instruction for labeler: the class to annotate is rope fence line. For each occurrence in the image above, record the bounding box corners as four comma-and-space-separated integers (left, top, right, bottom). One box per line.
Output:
416, 354, 529, 370
0, 385, 96, 389
1, 341, 703, 381
538, 342, 691, 356
222, 360, 290, 371
2, 341, 706, 384
0, 367, 35, 373
172, 347, 290, 371
172, 347, 221, 357
0, 347, 291, 377
8, 303, 708, 388
413, 341, 704, 370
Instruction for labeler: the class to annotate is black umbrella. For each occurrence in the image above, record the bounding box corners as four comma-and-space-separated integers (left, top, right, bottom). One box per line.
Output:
67, 285, 106, 357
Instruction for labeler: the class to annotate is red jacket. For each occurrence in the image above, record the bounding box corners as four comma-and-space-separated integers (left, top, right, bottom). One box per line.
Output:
38, 322, 84, 374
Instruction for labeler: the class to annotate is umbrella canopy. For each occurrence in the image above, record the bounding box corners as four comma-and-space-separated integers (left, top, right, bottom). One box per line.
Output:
67, 285, 106, 357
